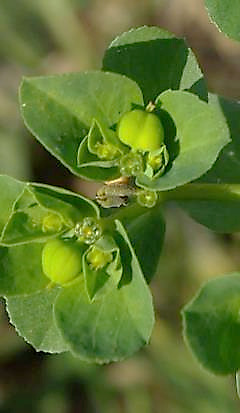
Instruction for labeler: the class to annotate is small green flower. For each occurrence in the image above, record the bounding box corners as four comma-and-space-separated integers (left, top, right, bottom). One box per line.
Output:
75, 217, 102, 244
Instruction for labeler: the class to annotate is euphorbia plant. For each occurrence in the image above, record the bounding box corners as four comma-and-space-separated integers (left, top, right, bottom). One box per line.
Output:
2, 23, 240, 394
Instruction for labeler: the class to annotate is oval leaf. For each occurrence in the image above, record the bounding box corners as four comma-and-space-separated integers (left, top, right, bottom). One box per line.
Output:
0, 242, 48, 296
178, 96, 240, 232
19, 71, 143, 179
137, 90, 230, 191
103, 26, 207, 103
6, 287, 68, 353
205, 0, 240, 41
183, 273, 240, 375
54, 220, 154, 363
177, 199, 240, 233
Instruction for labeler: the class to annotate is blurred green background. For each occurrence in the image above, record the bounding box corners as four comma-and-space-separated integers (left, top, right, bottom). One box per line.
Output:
1, 0, 240, 411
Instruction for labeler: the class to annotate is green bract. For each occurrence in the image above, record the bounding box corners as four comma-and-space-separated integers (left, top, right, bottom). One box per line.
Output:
0, 175, 158, 362
117, 109, 164, 151
42, 238, 83, 285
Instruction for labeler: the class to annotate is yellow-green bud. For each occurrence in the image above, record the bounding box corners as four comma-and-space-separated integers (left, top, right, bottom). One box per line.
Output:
42, 213, 63, 233
42, 238, 83, 285
95, 142, 120, 160
86, 246, 113, 270
117, 109, 164, 152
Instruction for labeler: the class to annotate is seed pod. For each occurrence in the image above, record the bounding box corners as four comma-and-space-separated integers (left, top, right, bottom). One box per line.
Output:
42, 238, 83, 285
117, 109, 164, 152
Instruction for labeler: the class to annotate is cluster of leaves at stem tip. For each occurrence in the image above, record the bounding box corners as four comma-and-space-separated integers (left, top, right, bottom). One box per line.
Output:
2, 11, 240, 379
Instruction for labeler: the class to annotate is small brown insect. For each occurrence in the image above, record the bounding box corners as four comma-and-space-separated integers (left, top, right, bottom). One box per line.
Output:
96, 177, 136, 208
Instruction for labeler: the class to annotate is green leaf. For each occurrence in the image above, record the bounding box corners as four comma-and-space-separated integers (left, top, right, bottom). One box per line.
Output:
6, 287, 68, 353
103, 26, 207, 103
0, 242, 48, 296
83, 235, 122, 301
120, 206, 166, 283
204, 0, 240, 41
200, 95, 240, 184
0, 175, 25, 236
1, 182, 99, 245
177, 96, 240, 232
31, 183, 99, 221
137, 90, 230, 191
183, 273, 240, 375
54, 220, 154, 363
177, 199, 240, 233
19, 71, 143, 179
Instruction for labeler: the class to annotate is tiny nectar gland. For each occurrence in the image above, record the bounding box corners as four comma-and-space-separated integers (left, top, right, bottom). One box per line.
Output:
75, 217, 102, 245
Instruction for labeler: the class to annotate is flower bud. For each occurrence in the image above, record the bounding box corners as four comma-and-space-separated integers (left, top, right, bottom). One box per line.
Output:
42, 213, 63, 233
145, 145, 169, 179
117, 109, 164, 152
42, 238, 83, 285
86, 245, 113, 271
95, 142, 120, 161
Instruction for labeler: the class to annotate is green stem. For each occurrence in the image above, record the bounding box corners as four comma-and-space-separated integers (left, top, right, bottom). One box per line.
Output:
101, 202, 147, 230
100, 183, 240, 230
160, 183, 240, 203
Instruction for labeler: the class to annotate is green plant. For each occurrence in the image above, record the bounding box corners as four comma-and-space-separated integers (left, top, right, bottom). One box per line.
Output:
1, 19, 240, 395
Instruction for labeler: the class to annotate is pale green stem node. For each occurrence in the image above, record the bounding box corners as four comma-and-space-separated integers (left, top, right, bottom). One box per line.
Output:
137, 190, 158, 208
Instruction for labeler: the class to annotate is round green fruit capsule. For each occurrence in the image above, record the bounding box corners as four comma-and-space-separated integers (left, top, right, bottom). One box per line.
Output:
42, 238, 83, 285
117, 109, 164, 152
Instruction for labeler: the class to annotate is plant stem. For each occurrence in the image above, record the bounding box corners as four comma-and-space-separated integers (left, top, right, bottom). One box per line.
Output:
160, 183, 240, 203
101, 202, 147, 230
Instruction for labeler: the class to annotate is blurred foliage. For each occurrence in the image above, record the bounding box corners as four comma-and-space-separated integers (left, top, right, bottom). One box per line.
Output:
1, 0, 240, 411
